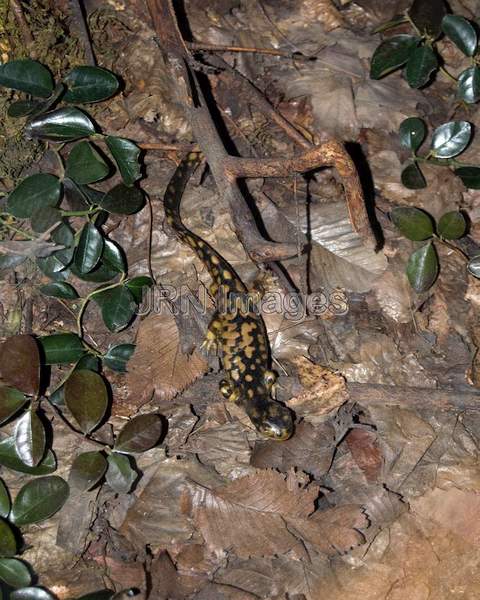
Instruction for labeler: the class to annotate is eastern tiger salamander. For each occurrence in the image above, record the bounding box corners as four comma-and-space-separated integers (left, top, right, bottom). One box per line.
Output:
163, 154, 294, 440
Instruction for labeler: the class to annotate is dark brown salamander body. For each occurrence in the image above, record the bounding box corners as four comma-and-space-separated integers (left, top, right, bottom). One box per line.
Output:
163, 154, 293, 440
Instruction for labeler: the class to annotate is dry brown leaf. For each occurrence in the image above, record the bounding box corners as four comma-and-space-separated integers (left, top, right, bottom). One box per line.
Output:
287, 356, 348, 419
189, 469, 318, 558
285, 504, 367, 555
126, 311, 207, 403
345, 428, 384, 483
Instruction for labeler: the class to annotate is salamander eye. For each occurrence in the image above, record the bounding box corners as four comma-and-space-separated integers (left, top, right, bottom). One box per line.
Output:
263, 370, 276, 387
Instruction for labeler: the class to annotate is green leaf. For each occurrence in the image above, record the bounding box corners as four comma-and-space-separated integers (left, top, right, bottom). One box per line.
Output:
99, 183, 145, 215
25, 107, 96, 142
75, 223, 104, 274
30, 206, 61, 234
63, 66, 120, 103
10, 588, 57, 600
39, 282, 78, 300
39, 333, 85, 365
431, 121, 471, 158
51, 222, 76, 268
75, 354, 101, 372
105, 453, 137, 494
0, 335, 40, 396
11, 476, 69, 526
457, 67, 480, 104
399, 117, 426, 152
36, 256, 69, 280
69, 451, 108, 492
14, 410, 46, 468
125, 276, 154, 303
7, 174, 61, 219
401, 162, 427, 189
0, 558, 31, 588
103, 344, 136, 372
404, 45, 438, 89
100, 239, 125, 273
0, 438, 56, 475
0, 386, 28, 425
0, 481, 9, 519
65, 142, 110, 184
370, 35, 419, 79
64, 370, 108, 434
0, 519, 16, 557
106, 137, 142, 185
437, 211, 466, 240
441, 15, 477, 57
454, 166, 480, 189
7, 100, 43, 118
468, 256, 480, 278
408, 0, 446, 38
406, 242, 439, 293
391, 206, 434, 240
114, 413, 163, 454
94, 286, 136, 332
0, 59, 53, 97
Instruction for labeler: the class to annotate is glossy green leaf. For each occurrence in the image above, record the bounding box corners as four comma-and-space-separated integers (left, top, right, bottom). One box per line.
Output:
467, 255, 480, 278
457, 67, 480, 104
39, 282, 78, 300
0, 481, 9, 519
64, 66, 119, 103
0, 558, 31, 588
69, 451, 108, 492
10, 588, 57, 600
0, 438, 56, 475
401, 162, 427, 189
11, 476, 69, 526
75, 223, 104, 274
0, 519, 16, 557
39, 333, 85, 365
125, 276, 153, 303
7, 100, 43, 118
437, 211, 466, 240
30, 206, 61, 234
105, 453, 137, 494
51, 222, 76, 268
103, 344, 136, 372
7, 174, 61, 219
14, 410, 46, 468
391, 206, 434, 240
406, 242, 438, 293
454, 166, 480, 189
441, 15, 477, 56
99, 183, 145, 215
404, 45, 438, 89
431, 121, 471, 158
36, 256, 69, 280
94, 286, 136, 332
408, 0, 446, 38
75, 354, 101, 372
114, 414, 163, 454
100, 240, 125, 273
0, 59, 53, 97
25, 107, 95, 142
370, 35, 419, 79
65, 142, 110, 184
0, 386, 28, 425
399, 117, 426, 152
106, 137, 141, 185
0, 335, 40, 396
64, 370, 108, 434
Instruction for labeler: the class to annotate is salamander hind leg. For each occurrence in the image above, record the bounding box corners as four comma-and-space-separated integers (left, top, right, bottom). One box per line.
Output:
219, 378, 240, 402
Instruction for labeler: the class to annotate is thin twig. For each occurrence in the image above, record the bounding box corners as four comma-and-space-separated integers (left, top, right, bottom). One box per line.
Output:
10, 0, 33, 46
187, 41, 312, 61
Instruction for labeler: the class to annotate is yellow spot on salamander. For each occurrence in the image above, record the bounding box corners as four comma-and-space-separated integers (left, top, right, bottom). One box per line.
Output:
245, 374, 253, 382
223, 270, 232, 280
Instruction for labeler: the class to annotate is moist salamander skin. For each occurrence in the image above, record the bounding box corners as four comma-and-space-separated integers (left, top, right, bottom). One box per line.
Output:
163, 154, 294, 441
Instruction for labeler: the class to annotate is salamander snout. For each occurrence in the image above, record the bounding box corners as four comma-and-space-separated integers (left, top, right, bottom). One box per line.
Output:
248, 401, 294, 441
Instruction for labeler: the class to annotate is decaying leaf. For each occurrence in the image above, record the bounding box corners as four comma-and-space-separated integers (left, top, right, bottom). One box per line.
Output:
345, 428, 384, 483
126, 311, 207, 403
287, 356, 348, 419
0, 335, 40, 396
188, 469, 323, 558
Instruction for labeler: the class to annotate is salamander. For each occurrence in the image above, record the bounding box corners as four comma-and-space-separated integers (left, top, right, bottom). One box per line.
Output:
163, 153, 294, 440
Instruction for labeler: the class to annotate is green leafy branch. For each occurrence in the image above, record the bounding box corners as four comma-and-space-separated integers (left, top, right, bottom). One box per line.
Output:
371, 0, 480, 101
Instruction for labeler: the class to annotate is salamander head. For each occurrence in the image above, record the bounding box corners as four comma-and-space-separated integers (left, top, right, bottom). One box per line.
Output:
244, 394, 294, 441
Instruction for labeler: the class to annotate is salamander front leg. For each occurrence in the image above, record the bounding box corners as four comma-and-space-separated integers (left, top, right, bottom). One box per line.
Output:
200, 313, 222, 354
219, 378, 240, 402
